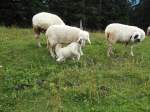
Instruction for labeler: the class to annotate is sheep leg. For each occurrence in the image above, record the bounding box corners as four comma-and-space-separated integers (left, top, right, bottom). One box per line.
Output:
48, 44, 56, 58
77, 54, 81, 61
47, 38, 50, 49
50, 48, 56, 58
52, 45, 57, 58
46, 38, 49, 49
130, 46, 134, 56
33, 27, 41, 47
107, 43, 113, 57
36, 35, 41, 47
79, 47, 84, 56
74, 52, 80, 61
147, 31, 150, 36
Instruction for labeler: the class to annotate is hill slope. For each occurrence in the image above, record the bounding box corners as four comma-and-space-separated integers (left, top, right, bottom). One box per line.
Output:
0, 27, 150, 112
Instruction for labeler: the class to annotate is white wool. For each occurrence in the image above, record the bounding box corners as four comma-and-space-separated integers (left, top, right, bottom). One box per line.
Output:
46, 25, 90, 45
147, 26, 150, 36
105, 23, 145, 56
32, 12, 65, 47
32, 12, 65, 30
46, 25, 90, 58
55, 42, 81, 62
105, 23, 145, 43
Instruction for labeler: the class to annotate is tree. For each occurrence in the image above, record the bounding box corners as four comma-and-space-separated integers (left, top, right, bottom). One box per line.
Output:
0, 0, 130, 29
48, 0, 130, 30
0, 0, 48, 27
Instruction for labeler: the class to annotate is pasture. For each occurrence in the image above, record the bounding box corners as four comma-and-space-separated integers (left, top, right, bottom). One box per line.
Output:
0, 27, 150, 112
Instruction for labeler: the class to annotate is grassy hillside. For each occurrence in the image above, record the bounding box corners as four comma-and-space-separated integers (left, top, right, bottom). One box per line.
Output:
0, 27, 150, 112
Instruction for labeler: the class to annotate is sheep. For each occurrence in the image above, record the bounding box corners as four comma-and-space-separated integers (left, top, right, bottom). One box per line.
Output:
46, 25, 91, 58
32, 12, 65, 47
147, 26, 150, 36
55, 40, 84, 62
105, 23, 145, 57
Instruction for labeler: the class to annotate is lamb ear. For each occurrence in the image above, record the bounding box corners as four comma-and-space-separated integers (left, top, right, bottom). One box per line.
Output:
77, 38, 81, 42
78, 39, 82, 45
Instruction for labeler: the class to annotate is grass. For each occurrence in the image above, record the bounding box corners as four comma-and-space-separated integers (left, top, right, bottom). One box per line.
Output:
0, 26, 150, 112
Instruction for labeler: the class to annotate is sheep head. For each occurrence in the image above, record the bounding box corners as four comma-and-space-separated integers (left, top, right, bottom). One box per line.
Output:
130, 31, 145, 43
78, 31, 91, 45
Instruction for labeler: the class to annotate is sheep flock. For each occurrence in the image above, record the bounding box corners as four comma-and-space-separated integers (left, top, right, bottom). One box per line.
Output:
32, 12, 147, 62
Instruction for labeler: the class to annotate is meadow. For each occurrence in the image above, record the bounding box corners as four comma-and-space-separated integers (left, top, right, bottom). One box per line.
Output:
0, 27, 150, 112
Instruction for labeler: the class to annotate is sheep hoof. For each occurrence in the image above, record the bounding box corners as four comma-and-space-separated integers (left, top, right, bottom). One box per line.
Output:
51, 55, 56, 59
130, 52, 134, 56
107, 53, 111, 57
131, 54, 134, 57
37, 44, 42, 48
77, 57, 80, 61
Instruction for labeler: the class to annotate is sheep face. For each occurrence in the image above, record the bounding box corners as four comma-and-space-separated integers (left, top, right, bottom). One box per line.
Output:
130, 32, 141, 43
130, 31, 145, 43
78, 31, 91, 45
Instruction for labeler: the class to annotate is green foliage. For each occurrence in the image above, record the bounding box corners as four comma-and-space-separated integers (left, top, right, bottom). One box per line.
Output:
49, 0, 130, 30
0, 0, 130, 29
0, 0, 48, 27
0, 27, 150, 112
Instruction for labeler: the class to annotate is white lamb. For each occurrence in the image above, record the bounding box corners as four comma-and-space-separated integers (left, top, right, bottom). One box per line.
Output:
55, 40, 84, 62
147, 26, 150, 36
46, 25, 91, 58
32, 12, 65, 47
105, 23, 145, 56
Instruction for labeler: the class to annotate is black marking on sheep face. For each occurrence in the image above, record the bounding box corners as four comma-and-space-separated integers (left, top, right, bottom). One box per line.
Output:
130, 33, 141, 44
134, 34, 141, 43
134, 34, 139, 39
135, 38, 141, 43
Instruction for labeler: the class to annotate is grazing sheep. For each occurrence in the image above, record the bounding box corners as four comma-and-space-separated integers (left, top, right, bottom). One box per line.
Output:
55, 40, 84, 62
32, 12, 65, 47
46, 25, 91, 58
147, 26, 150, 36
105, 23, 145, 56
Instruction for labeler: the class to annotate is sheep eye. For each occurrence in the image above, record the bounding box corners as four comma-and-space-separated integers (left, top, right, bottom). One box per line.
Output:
134, 35, 139, 39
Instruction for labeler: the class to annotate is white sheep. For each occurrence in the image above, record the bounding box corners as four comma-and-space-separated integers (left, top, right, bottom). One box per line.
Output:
32, 12, 65, 47
147, 26, 150, 36
55, 40, 84, 62
46, 25, 91, 58
105, 23, 145, 56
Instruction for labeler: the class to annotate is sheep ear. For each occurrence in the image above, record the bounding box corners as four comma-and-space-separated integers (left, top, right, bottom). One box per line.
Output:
77, 38, 81, 42
78, 39, 82, 45
134, 34, 139, 39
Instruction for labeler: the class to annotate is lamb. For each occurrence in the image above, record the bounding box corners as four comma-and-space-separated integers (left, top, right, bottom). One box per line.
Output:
55, 40, 84, 62
105, 23, 145, 56
147, 26, 150, 36
46, 25, 91, 58
32, 12, 65, 47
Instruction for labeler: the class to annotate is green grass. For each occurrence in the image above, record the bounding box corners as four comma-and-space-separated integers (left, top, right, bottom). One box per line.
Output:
0, 26, 150, 112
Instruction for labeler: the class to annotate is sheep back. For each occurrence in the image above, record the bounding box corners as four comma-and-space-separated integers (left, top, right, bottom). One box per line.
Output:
46, 25, 82, 44
32, 12, 65, 30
